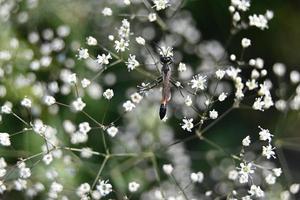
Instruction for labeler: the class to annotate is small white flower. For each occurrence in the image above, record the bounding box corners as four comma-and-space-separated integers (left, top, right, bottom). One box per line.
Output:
102, 7, 113, 16
72, 98, 86, 111
181, 118, 194, 132
246, 79, 258, 90
178, 62, 187, 72
1, 103, 12, 114
68, 73, 77, 84
43, 154, 53, 165
252, 97, 264, 111
273, 168, 282, 177
114, 39, 129, 52
128, 181, 140, 192
21, 97, 32, 108
126, 54, 139, 71
76, 183, 91, 197
80, 147, 93, 158
190, 171, 204, 183
218, 92, 227, 101
241, 38, 251, 48
273, 63, 286, 77
249, 14, 268, 30
77, 48, 89, 60
103, 89, 114, 100
19, 167, 31, 179
81, 78, 91, 88
148, 13, 157, 22
242, 136, 251, 146
185, 96, 192, 106
108, 35, 114, 41
216, 69, 226, 79
248, 185, 264, 197
190, 75, 207, 90
209, 110, 218, 119
230, 54, 236, 61
130, 93, 143, 104
44, 95, 56, 106
124, 0, 131, 5
290, 184, 300, 194
96, 180, 112, 197
258, 126, 273, 142
162, 164, 173, 175
152, 0, 170, 11
123, 100, 135, 112
97, 53, 112, 65
265, 174, 276, 185
262, 144, 276, 159
86, 36, 97, 46
228, 170, 238, 180
0, 133, 10, 146
135, 37, 145, 45
32, 120, 47, 134
233, 12, 241, 21
106, 126, 118, 137
79, 122, 91, 134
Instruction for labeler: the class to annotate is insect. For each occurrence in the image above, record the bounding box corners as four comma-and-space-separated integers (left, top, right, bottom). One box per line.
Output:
138, 46, 177, 120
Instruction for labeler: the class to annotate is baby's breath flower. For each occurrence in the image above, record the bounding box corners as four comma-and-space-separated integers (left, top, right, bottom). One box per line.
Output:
246, 79, 258, 90
162, 164, 173, 175
44, 95, 56, 106
152, 0, 170, 11
233, 12, 241, 21
185, 96, 192, 106
290, 184, 300, 194
273, 63, 286, 77
108, 35, 114, 41
21, 97, 32, 108
230, 54, 236, 61
190, 171, 204, 183
252, 97, 264, 111
248, 185, 264, 198
241, 38, 251, 48
135, 36, 145, 45
178, 62, 187, 72
77, 48, 89, 60
79, 122, 91, 134
228, 169, 238, 180
128, 181, 140, 192
32, 120, 47, 134
209, 109, 218, 119
262, 144, 276, 159
114, 39, 129, 52
0, 133, 11, 146
96, 180, 112, 197
1, 103, 12, 114
106, 126, 118, 137
19, 167, 31, 179
43, 154, 53, 165
273, 168, 282, 177
130, 92, 143, 104
238, 162, 254, 183
72, 98, 86, 111
86, 36, 97, 46
124, 0, 131, 5
218, 92, 227, 101
242, 135, 251, 146
68, 73, 77, 84
103, 89, 114, 100
81, 78, 91, 88
190, 75, 207, 90
216, 69, 226, 79
102, 7, 113, 16
14, 178, 27, 191
258, 126, 273, 142
96, 53, 112, 65
123, 100, 135, 112
265, 173, 276, 185
76, 183, 91, 197
0, 181, 6, 193
249, 14, 268, 30
80, 147, 93, 158
181, 117, 194, 132
126, 54, 139, 71
148, 13, 157, 22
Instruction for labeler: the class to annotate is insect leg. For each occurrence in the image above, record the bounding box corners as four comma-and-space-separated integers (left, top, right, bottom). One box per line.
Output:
137, 76, 163, 95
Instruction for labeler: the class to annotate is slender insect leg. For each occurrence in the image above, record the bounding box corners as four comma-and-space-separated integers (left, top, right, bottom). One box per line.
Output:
138, 76, 163, 95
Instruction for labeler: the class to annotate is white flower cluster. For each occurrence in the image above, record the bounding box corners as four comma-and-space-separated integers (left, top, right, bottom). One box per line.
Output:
114, 19, 130, 52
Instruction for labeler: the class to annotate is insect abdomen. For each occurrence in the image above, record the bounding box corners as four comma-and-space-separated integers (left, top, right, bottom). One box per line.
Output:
159, 103, 167, 120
